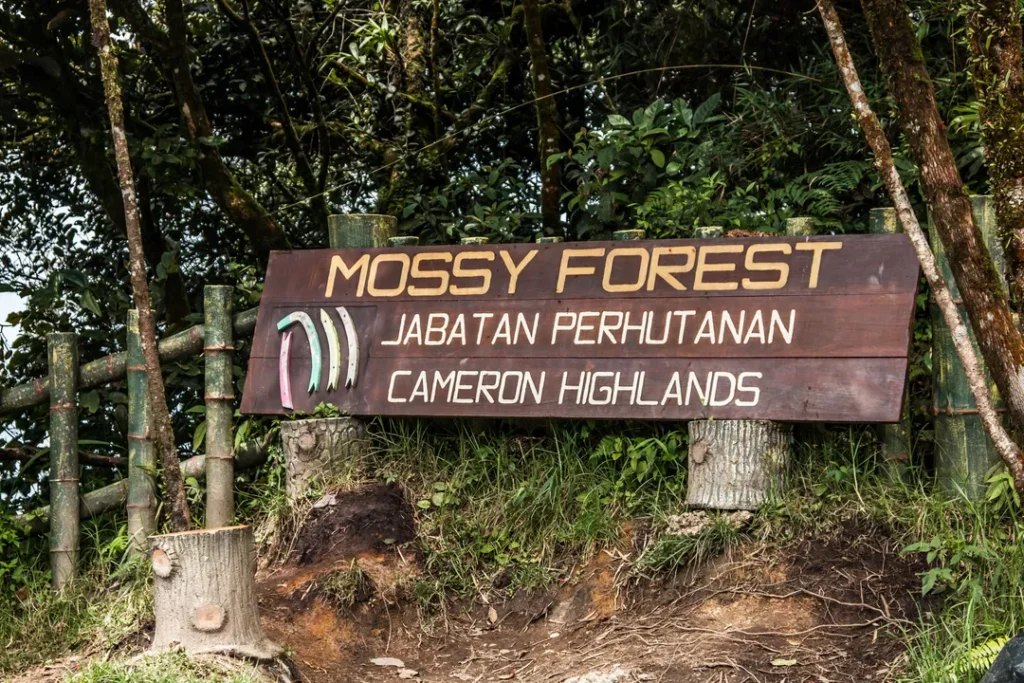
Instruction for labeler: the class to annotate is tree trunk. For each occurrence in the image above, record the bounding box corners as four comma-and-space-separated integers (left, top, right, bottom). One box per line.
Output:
150, 526, 281, 659
89, 0, 191, 530
687, 420, 791, 510
965, 0, 1024, 305
815, 0, 1024, 491
522, 0, 562, 235
280, 418, 368, 503
858, 0, 1024, 439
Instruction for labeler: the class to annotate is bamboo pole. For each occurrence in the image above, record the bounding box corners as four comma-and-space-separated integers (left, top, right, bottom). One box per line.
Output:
388, 236, 420, 247
0, 308, 259, 415
126, 310, 158, 552
204, 286, 235, 528
16, 445, 268, 534
869, 208, 911, 480
47, 333, 79, 589
328, 214, 396, 249
932, 195, 1004, 499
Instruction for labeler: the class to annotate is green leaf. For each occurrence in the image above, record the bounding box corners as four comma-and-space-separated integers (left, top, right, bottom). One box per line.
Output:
79, 390, 99, 414
431, 492, 446, 507
80, 290, 102, 316
607, 114, 630, 128
192, 420, 207, 451
650, 149, 666, 168
416, 499, 432, 509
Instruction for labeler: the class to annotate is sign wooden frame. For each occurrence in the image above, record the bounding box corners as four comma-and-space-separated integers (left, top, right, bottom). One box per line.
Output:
241, 235, 919, 422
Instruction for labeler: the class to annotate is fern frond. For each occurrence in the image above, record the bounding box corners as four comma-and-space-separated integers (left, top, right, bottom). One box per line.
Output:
952, 637, 1010, 675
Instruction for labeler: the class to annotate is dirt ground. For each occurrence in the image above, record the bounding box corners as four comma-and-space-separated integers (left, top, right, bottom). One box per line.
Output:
257, 484, 925, 683
9, 484, 925, 683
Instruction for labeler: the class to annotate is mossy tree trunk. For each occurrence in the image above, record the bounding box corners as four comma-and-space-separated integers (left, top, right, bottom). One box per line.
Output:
48, 333, 79, 589
964, 0, 1024, 306
815, 0, 1024, 491
857, 0, 1024, 439
88, 0, 191, 530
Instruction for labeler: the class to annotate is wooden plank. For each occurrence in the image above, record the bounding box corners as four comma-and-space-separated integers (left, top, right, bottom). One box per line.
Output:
257, 234, 919, 304
247, 294, 915, 360
241, 356, 907, 422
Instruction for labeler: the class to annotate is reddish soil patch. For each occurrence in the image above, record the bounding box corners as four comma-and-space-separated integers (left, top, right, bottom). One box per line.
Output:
256, 501, 926, 683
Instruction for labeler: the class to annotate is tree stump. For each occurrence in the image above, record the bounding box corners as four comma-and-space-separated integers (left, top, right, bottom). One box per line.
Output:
150, 526, 281, 659
686, 420, 791, 510
280, 417, 368, 502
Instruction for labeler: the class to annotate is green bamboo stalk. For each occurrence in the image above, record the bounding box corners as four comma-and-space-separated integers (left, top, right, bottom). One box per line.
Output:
388, 236, 420, 247
0, 308, 259, 415
126, 310, 157, 552
932, 195, 1004, 499
328, 214, 397, 249
16, 444, 268, 534
869, 208, 911, 480
204, 286, 235, 528
461, 236, 489, 245
611, 229, 645, 241
47, 333, 79, 590
536, 236, 563, 243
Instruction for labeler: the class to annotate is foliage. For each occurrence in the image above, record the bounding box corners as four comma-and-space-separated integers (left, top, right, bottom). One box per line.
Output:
65, 651, 267, 683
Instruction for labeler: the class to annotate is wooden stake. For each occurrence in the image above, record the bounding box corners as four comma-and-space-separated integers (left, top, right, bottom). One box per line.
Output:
328, 214, 396, 250
127, 310, 158, 552
204, 286, 235, 528
932, 196, 1004, 498
48, 333, 79, 589
869, 208, 911, 481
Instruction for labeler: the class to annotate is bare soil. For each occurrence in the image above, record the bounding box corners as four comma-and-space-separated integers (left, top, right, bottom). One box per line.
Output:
258, 485, 926, 683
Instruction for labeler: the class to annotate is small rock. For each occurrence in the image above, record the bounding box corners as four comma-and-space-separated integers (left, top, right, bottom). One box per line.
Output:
488, 606, 498, 624
371, 657, 405, 668
397, 668, 419, 679
312, 493, 337, 509
982, 634, 1024, 682
563, 665, 632, 683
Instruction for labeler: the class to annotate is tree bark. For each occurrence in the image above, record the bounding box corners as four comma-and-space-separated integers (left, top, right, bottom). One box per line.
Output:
280, 417, 368, 503
150, 526, 281, 659
965, 0, 1024, 305
522, 0, 562, 235
816, 0, 1024, 492
687, 420, 790, 510
127, 309, 158, 552
88, 0, 191, 531
110, 0, 290, 260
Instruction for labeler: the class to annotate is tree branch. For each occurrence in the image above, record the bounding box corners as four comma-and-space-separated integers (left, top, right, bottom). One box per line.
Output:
522, 0, 562, 234
816, 0, 1024, 492
0, 447, 126, 468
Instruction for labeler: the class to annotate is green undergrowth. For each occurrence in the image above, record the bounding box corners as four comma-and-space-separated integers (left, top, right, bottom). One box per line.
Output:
0, 422, 1022, 682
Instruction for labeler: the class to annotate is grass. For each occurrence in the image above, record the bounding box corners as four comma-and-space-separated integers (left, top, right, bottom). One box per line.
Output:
0, 420, 1022, 681
65, 651, 268, 682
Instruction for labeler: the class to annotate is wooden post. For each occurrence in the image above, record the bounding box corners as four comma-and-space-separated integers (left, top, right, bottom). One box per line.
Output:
685, 226, 793, 510
150, 526, 281, 658
461, 236, 489, 246
48, 332, 79, 589
932, 195, 1004, 499
204, 285, 235, 528
536, 236, 563, 243
869, 208, 911, 480
279, 214, 395, 503
328, 214, 396, 250
127, 310, 158, 552
389, 236, 420, 247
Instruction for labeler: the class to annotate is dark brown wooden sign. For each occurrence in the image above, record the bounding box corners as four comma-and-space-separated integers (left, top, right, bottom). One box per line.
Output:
240, 235, 920, 421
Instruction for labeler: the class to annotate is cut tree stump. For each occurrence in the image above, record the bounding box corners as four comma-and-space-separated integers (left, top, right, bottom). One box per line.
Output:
150, 526, 281, 659
280, 417, 368, 502
686, 420, 791, 510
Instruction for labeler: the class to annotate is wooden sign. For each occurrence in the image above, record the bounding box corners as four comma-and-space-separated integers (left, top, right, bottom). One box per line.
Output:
240, 236, 920, 422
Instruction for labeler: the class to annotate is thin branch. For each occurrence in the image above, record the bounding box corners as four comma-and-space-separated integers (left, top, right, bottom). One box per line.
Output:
0, 447, 126, 468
